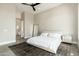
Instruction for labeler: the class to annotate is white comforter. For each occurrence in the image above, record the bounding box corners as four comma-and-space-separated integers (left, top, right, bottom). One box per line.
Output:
26, 36, 61, 54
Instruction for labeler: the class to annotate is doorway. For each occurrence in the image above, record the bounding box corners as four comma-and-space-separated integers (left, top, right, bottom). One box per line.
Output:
16, 12, 25, 44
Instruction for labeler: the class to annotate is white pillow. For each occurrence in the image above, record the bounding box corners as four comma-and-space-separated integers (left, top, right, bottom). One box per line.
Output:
40, 33, 48, 37
47, 33, 62, 39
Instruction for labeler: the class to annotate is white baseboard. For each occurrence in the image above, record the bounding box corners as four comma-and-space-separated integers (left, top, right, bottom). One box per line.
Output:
0, 40, 16, 46
72, 42, 77, 44
62, 41, 77, 44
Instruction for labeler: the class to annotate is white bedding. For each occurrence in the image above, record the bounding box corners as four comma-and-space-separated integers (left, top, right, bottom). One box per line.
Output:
26, 36, 62, 54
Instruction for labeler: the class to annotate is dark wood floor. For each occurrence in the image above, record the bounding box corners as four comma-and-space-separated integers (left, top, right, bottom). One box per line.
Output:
9, 42, 79, 56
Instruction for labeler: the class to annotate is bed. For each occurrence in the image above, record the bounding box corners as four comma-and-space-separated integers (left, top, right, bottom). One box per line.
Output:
26, 32, 62, 54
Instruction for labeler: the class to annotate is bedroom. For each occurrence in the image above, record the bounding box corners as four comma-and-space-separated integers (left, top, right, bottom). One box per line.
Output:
0, 3, 78, 56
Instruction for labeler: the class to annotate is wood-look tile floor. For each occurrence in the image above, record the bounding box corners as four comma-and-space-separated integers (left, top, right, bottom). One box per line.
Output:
0, 45, 15, 56
57, 43, 79, 56
0, 35, 25, 56
0, 35, 79, 56
16, 35, 26, 44
9, 42, 79, 56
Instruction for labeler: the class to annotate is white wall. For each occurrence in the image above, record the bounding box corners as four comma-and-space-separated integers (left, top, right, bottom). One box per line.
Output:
16, 3, 34, 38
0, 4, 16, 45
16, 10, 21, 19
16, 4, 34, 39
34, 4, 78, 43
24, 12, 34, 38
78, 4, 79, 47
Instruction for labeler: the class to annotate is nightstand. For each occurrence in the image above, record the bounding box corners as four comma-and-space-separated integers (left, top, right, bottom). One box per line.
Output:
62, 35, 72, 43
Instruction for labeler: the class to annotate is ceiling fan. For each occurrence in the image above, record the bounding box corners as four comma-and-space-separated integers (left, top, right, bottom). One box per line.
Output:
22, 3, 40, 11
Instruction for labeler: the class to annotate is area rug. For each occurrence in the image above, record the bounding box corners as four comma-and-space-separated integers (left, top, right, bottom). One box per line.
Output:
9, 42, 73, 56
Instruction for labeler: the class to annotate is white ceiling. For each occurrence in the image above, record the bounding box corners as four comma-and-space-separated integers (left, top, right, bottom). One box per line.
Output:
16, 3, 34, 13
16, 3, 62, 14
34, 3, 62, 14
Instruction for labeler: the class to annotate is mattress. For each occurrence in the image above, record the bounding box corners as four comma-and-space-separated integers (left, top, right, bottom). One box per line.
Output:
26, 36, 61, 53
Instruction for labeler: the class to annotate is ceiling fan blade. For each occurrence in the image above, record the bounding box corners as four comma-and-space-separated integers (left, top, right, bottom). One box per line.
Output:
22, 3, 40, 11
31, 3, 40, 6
22, 3, 31, 6
32, 6, 36, 11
